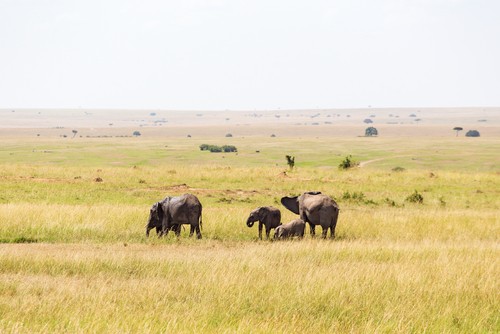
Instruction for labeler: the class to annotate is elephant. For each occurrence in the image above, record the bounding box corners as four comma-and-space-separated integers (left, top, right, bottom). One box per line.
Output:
281, 191, 339, 238
246, 206, 281, 240
146, 193, 202, 239
274, 218, 305, 240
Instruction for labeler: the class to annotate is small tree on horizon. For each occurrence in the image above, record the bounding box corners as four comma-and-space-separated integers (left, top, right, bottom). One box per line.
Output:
365, 127, 378, 137
72, 130, 78, 138
453, 127, 463, 137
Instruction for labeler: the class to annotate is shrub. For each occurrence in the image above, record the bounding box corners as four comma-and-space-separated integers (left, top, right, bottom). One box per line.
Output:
286, 155, 295, 170
339, 155, 359, 170
225, 133, 233, 137
406, 190, 423, 204
222, 145, 237, 153
392, 166, 406, 172
133, 131, 141, 137
365, 127, 378, 136
465, 130, 480, 137
200, 144, 237, 153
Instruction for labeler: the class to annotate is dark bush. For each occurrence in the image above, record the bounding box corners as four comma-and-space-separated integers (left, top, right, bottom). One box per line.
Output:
365, 127, 378, 136
200, 144, 237, 153
339, 155, 358, 170
222, 145, 237, 153
465, 130, 480, 137
406, 190, 423, 204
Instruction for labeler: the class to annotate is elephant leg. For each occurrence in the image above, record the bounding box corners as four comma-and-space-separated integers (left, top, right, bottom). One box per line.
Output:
174, 225, 181, 237
155, 226, 162, 236
189, 225, 195, 237
330, 224, 337, 239
309, 223, 316, 237
321, 226, 328, 239
265, 227, 272, 240
195, 225, 202, 239
258, 223, 263, 240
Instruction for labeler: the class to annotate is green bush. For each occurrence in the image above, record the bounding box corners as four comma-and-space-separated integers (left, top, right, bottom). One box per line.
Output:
339, 155, 358, 170
406, 190, 424, 204
200, 144, 237, 153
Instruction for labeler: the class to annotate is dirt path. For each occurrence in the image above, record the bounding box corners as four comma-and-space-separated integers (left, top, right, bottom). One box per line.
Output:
359, 155, 413, 167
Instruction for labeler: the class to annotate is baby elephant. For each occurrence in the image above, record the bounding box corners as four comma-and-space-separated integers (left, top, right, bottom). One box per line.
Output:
246, 206, 281, 240
274, 219, 306, 240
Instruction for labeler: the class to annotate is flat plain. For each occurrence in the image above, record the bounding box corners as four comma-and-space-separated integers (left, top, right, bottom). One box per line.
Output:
0, 108, 499, 333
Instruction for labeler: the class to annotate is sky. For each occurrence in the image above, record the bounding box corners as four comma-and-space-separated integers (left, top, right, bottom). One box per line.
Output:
0, 0, 499, 110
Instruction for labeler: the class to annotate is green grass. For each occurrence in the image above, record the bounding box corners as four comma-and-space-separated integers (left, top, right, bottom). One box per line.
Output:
0, 135, 499, 333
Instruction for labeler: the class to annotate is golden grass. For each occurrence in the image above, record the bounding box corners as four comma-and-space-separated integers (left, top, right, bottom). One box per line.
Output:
0, 135, 499, 332
0, 241, 498, 333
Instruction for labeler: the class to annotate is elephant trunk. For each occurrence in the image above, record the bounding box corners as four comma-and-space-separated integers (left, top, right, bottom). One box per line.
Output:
246, 217, 256, 227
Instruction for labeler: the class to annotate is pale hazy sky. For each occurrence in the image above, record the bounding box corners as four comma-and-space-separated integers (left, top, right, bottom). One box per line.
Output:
0, 0, 499, 110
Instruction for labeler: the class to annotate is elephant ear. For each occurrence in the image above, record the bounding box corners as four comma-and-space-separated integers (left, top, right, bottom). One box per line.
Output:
281, 196, 299, 215
157, 200, 167, 219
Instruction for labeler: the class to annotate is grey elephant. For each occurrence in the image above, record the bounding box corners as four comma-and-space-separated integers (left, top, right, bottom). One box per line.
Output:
146, 193, 202, 239
246, 206, 281, 240
274, 218, 305, 239
281, 191, 339, 238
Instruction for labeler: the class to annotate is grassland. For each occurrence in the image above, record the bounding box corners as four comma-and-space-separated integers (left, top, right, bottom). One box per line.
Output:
0, 134, 499, 333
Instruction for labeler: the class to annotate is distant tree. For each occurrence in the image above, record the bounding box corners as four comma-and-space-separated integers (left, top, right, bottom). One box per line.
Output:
72, 130, 78, 138
363, 118, 373, 124
465, 130, 480, 137
270, 134, 276, 137
286, 155, 295, 170
365, 127, 378, 137
225, 133, 233, 137
453, 127, 463, 136
150, 112, 156, 116
133, 131, 141, 137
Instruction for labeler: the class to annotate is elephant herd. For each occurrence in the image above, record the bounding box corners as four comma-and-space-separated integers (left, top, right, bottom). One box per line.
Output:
146, 192, 339, 240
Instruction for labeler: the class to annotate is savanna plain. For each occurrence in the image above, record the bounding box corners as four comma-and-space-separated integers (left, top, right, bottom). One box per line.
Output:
0, 109, 499, 333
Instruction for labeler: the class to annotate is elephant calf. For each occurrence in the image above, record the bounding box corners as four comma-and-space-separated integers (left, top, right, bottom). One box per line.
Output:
274, 219, 305, 240
246, 206, 281, 240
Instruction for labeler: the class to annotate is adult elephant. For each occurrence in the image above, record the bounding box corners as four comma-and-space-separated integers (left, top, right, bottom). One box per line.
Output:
280, 192, 339, 239
146, 193, 202, 239
246, 206, 281, 240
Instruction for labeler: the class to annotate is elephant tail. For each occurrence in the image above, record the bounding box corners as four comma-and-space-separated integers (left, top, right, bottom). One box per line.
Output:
199, 214, 203, 231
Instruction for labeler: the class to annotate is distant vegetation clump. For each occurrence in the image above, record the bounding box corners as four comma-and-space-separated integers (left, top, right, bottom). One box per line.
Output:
133, 131, 141, 137
465, 130, 480, 137
406, 190, 424, 204
392, 166, 406, 172
225, 133, 233, 137
365, 127, 378, 137
339, 155, 359, 170
285, 155, 295, 170
363, 119, 373, 124
453, 127, 463, 136
200, 144, 237, 153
